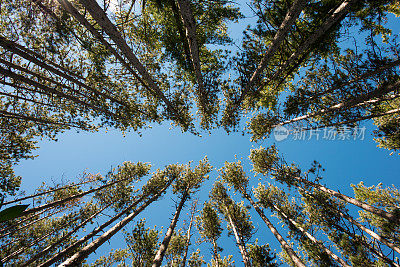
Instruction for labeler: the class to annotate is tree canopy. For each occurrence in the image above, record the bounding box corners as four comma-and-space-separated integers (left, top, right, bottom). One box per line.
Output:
0, 0, 399, 266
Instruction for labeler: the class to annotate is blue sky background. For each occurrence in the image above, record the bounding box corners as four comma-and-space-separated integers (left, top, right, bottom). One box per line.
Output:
8, 1, 400, 265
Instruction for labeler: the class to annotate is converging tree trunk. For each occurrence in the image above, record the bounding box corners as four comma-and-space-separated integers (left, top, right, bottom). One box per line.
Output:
152, 190, 189, 267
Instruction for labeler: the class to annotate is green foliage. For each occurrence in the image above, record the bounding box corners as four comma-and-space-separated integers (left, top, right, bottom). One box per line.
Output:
124, 219, 161, 266
247, 242, 278, 267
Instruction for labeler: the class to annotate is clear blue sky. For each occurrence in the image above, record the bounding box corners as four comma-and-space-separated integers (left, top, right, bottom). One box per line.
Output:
11, 1, 400, 265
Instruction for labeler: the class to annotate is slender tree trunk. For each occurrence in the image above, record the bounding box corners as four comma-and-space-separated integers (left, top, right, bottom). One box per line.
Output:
75, 0, 179, 118
0, 206, 51, 236
299, 187, 400, 267
0, 110, 77, 129
0, 36, 125, 107
274, 79, 400, 128
152, 190, 189, 267
59, 178, 176, 266
0, 91, 60, 108
21, 204, 110, 266
0, 66, 119, 118
298, 186, 400, 254
0, 58, 92, 101
266, 0, 356, 90
0, 206, 68, 239
39, 195, 146, 267
181, 199, 197, 267
237, 0, 307, 106
3, 178, 96, 206
336, 206, 400, 254
211, 239, 220, 267
2, 209, 84, 263
0, 36, 84, 81
223, 205, 251, 267
304, 107, 400, 131
168, 0, 193, 68
19, 176, 135, 218
308, 58, 400, 102
267, 200, 350, 267
176, 0, 207, 112
243, 193, 306, 267
292, 175, 400, 224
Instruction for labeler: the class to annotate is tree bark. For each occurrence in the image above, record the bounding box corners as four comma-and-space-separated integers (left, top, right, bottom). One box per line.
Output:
0, 36, 125, 107
176, 0, 207, 112
266, 0, 356, 91
39, 195, 146, 267
292, 175, 400, 224
0, 66, 119, 119
59, 178, 175, 266
21, 204, 110, 266
19, 175, 135, 218
181, 199, 197, 267
299, 187, 400, 267
267, 200, 350, 267
0, 206, 68, 239
275, 79, 400, 128
243, 193, 306, 267
223, 205, 251, 267
152, 190, 189, 267
304, 107, 400, 131
308, 58, 400, 102
236, 0, 307, 107
2, 178, 96, 206
75, 0, 180, 118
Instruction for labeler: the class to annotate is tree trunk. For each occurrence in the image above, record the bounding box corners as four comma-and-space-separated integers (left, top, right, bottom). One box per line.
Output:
223, 205, 251, 267
0, 57, 92, 101
21, 204, 110, 266
0, 66, 119, 119
181, 199, 197, 267
237, 0, 307, 106
0, 206, 51, 236
275, 79, 400, 128
243, 193, 306, 267
336, 207, 400, 254
0, 206, 68, 239
0, 36, 126, 107
20, 175, 135, 218
293, 175, 400, 224
39, 195, 146, 267
152, 190, 189, 267
176, 0, 207, 112
0, 110, 77, 129
75, 0, 179, 118
3, 178, 96, 206
266, 0, 355, 90
304, 107, 400, 131
59, 178, 175, 266
268, 200, 350, 267
308, 58, 400, 102
299, 187, 400, 267
211, 239, 220, 267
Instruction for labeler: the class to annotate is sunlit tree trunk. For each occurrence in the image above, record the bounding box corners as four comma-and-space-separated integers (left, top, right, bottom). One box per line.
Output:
236, 0, 307, 106
152, 190, 189, 267
20, 176, 134, 218
223, 205, 251, 267
21, 204, 110, 266
181, 200, 197, 267
268, 200, 350, 267
242, 192, 306, 267
292, 175, 399, 223
59, 177, 175, 266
